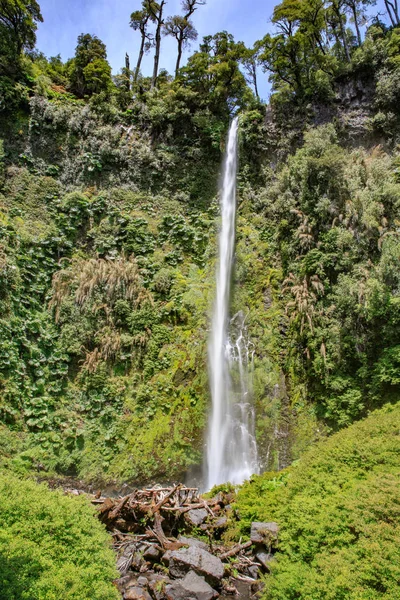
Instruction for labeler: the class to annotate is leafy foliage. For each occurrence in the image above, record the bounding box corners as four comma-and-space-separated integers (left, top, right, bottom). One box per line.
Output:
0, 473, 119, 599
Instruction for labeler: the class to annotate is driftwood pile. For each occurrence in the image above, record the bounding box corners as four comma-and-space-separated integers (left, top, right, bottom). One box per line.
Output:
84, 484, 278, 600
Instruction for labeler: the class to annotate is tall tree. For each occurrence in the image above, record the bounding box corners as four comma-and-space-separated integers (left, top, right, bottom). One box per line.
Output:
69, 34, 112, 97
328, 0, 351, 61
0, 0, 43, 71
163, 0, 206, 77
344, 0, 377, 45
130, 3, 155, 83
146, 0, 166, 88
184, 32, 250, 116
239, 44, 260, 99
384, 0, 400, 25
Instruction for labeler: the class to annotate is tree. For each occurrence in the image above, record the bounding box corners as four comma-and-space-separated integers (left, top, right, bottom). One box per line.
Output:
344, 0, 377, 46
68, 34, 112, 97
130, 3, 155, 83
257, 0, 334, 102
183, 31, 251, 117
239, 44, 260, 99
145, 0, 166, 88
163, 0, 206, 77
384, 0, 400, 25
0, 0, 43, 71
327, 0, 351, 61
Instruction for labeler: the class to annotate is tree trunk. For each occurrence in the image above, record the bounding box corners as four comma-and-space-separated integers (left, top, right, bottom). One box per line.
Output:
252, 63, 259, 99
151, 0, 166, 89
135, 34, 146, 83
351, 3, 362, 46
387, 0, 400, 23
385, 0, 397, 27
125, 53, 131, 91
335, 4, 351, 61
175, 39, 183, 77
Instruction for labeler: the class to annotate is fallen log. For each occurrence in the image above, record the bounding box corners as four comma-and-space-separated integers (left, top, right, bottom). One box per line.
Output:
219, 541, 252, 560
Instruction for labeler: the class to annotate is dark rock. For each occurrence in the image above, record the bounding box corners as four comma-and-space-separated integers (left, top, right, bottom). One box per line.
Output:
132, 552, 147, 571
169, 547, 224, 587
161, 551, 172, 566
248, 565, 259, 580
256, 551, 274, 572
177, 535, 209, 551
142, 544, 162, 561
165, 571, 219, 600
148, 574, 170, 600
184, 508, 208, 527
138, 576, 149, 587
125, 586, 153, 600
250, 522, 279, 545
115, 575, 137, 594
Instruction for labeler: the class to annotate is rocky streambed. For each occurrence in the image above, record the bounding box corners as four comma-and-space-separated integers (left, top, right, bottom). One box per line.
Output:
74, 484, 278, 600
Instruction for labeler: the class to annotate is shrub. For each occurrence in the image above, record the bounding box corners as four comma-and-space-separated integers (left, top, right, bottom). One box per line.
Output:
233, 403, 400, 600
0, 473, 119, 599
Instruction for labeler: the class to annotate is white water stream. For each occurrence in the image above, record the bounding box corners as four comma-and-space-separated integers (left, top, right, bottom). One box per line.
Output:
206, 117, 259, 490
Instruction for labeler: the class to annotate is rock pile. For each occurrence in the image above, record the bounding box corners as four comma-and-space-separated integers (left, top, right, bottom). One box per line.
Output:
88, 485, 279, 600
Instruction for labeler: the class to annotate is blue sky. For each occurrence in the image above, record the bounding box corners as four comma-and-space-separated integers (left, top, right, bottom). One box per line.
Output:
35, 0, 389, 102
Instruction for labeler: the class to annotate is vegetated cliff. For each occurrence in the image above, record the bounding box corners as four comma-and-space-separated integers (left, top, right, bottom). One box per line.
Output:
1, 22, 400, 486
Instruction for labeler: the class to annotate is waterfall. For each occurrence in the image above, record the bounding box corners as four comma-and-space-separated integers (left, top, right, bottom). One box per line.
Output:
206, 117, 259, 490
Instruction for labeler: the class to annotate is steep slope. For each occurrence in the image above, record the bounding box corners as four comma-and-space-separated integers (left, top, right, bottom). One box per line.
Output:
233, 403, 400, 599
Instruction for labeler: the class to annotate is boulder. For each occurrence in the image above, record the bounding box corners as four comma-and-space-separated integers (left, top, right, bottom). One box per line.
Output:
184, 508, 208, 527
213, 517, 227, 529
115, 575, 137, 594
169, 547, 224, 587
247, 565, 259, 580
125, 586, 153, 600
161, 550, 172, 566
165, 571, 218, 600
148, 574, 170, 600
177, 535, 209, 551
250, 522, 279, 545
255, 551, 274, 572
141, 544, 162, 561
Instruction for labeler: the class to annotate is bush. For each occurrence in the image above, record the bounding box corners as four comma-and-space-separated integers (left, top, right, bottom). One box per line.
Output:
0, 473, 119, 599
234, 403, 400, 599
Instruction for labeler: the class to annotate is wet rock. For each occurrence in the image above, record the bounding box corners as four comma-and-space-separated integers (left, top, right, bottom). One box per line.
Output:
177, 535, 209, 551
165, 571, 219, 600
256, 551, 274, 572
125, 586, 152, 600
169, 546, 224, 587
250, 522, 279, 545
184, 508, 208, 527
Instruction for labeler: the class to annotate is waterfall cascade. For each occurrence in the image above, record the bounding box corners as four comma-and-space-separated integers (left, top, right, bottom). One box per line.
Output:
206, 117, 259, 490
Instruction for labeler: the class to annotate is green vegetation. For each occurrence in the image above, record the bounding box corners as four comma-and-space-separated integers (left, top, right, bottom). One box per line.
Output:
232, 404, 400, 599
1, 0, 400, 596
0, 0, 399, 481
0, 473, 119, 599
